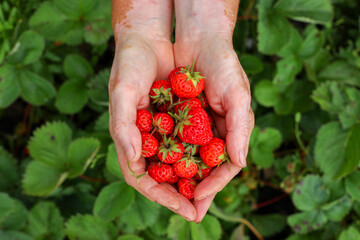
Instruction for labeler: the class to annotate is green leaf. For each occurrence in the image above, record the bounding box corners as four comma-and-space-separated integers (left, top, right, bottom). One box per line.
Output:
167, 215, 190, 240
273, 56, 302, 90
0, 65, 20, 108
17, 69, 56, 105
23, 161, 68, 196
315, 122, 360, 179
249, 127, 283, 168
190, 215, 222, 240
345, 171, 360, 201
88, 69, 110, 106
26, 202, 64, 240
120, 193, 160, 230
278, 27, 302, 58
318, 61, 360, 87
29, 2, 83, 45
0, 193, 27, 230
322, 195, 352, 221
312, 82, 360, 128
64, 54, 93, 79
292, 175, 330, 211
288, 210, 327, 234
251, 214, 287, 237
67, 137, 100, 178
0, 146, 18, 191
93, 181, 135, 221
274, 0, 333, 24
0, 230, 34, 240
53, 0, 97, 18
299, 26, 324, 59
65, 214, 116, 240
339, 226, 360, 240
7, 31, 45, 65
117, 235, 143, 240
239, 54, 263, 74
106, 144, 123, 180
55, 79, 88, 114
257, 0, 293, 55
254, 80, 280, 107
94, 111, 109, 132
28, 121, 72, 169
83, 0, 112, 45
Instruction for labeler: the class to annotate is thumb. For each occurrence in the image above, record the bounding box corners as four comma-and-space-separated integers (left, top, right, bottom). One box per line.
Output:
223, 84, 251, 168
109, 84, 145, 163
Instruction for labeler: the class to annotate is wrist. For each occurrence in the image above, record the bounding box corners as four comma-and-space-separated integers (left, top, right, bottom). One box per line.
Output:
112, 0, 174, 42
174, 0, 238, 43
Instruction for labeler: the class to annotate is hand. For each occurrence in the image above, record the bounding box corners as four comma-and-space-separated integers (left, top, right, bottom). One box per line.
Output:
109, 1, 197, 221
174, 0, 255, 223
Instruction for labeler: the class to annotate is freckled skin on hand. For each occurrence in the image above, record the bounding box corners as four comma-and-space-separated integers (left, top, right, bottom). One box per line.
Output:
221, 0, 239, 24
111, 0, 133, 30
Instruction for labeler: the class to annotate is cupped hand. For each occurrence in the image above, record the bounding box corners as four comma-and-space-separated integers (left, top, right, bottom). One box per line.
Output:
108, 34, 197, 221
174, 36, 255, 222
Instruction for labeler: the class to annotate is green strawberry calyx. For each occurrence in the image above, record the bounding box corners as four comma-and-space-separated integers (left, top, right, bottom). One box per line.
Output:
158, 136, 183, 159
218, 144, 231, 171
149, 86, 173, 106
180, 58, 205, 88
177, 152, 201, 168
170, 105, 193, 138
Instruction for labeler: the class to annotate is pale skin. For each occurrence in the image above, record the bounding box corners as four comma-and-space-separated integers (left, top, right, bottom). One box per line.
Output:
109, 0, 254, 222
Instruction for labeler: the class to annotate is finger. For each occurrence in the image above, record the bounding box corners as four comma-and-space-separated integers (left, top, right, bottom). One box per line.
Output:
245, 108, 255, 156
194, 162, 242, 201
162, 183, 198, 221
193, 193, 216, 223
110, 85, 143, 163
223, 83, 251, 168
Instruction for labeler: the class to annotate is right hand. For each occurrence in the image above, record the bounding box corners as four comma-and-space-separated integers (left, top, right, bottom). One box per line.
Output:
108, 28, 197, 221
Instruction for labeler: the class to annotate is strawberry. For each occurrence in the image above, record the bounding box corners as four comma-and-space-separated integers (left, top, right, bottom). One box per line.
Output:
168, 60, 205, 98
167, 170, 179, 184
136, 109, 152, 133
199, 138, 229, 167
195, 163, 212, 181
197, 92, 209, 108
182, 142, 199, 156
149, 80, 173, 112
173, 97, 202, 114
178, 178, 197, 200
153, 113, 174, 135
141, 132, 159, 158
173, 155, 199, 178
157, 136, 185, 164
148, 162, 173, 183
173, 106, 213, 145
208, 113, 214, 129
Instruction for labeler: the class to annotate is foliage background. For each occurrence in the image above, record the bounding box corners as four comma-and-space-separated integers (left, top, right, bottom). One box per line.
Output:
1, 0, 360, 239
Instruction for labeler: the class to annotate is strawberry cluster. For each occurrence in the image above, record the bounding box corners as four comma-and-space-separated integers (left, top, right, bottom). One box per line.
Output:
135, 60, 230, 200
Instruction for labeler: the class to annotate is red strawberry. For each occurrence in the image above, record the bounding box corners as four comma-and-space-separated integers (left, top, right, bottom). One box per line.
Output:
208, 113, 214, 129
173, 97, 202, 114
136, 109, 152, 133
173, 106, 213, 145
178, 178, 197, 200
182, 142, 199, 156
197, 92, 209, 108
168, 60, 205, 98
148, 162, 173, 183
141, 132, 159, 158
157, 136, 185, 164
149, 80, 173, 112
167, 170, 179, 184
199, 138, 229, 167
153, 113, 174, 135
173, 155, 199, 178
195, 163, 212, 181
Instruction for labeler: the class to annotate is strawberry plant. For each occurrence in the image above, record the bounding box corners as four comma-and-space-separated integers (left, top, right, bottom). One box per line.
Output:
1, 0, 360, 239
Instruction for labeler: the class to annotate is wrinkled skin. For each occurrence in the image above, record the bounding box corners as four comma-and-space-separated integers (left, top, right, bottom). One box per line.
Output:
109, 0, 254, 223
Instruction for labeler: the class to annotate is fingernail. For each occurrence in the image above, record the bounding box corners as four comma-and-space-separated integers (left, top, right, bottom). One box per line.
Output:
240, 150, 247, 168
125, 144, 135, 161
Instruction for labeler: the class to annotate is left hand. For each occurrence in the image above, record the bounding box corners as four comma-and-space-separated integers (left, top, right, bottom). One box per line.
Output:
174, 0, 255, 222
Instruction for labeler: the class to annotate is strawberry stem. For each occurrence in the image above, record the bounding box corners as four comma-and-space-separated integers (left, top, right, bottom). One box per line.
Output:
190, 58, 195, 74
127, 159, 148, 183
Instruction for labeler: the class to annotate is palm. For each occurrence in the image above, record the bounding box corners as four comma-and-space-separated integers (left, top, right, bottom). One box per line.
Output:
174, 37, 253, 222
